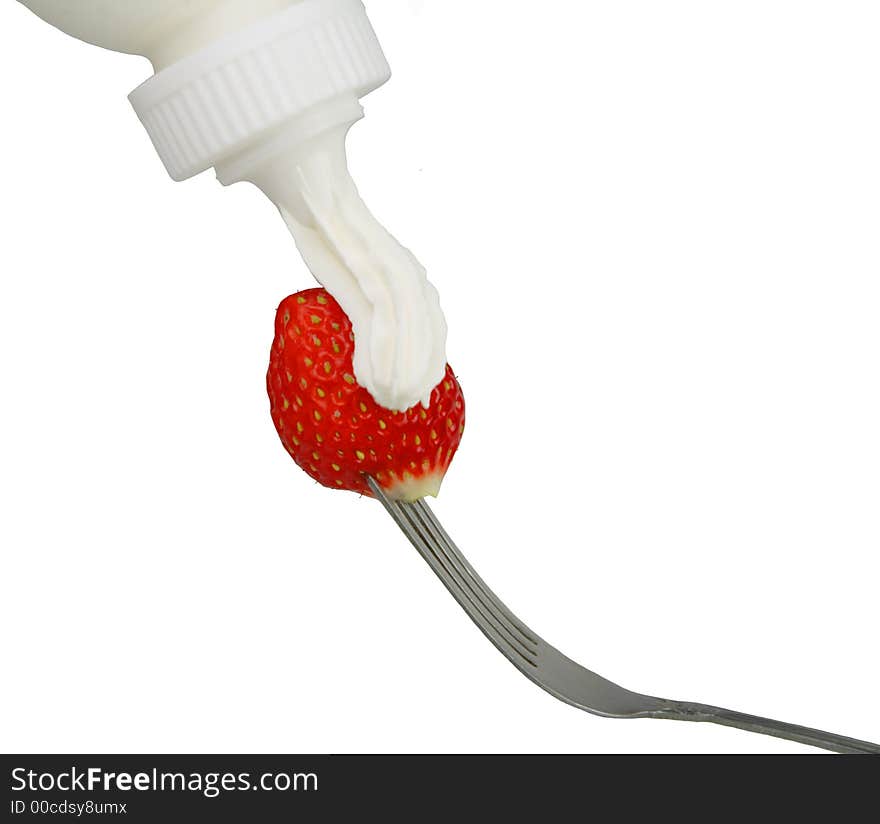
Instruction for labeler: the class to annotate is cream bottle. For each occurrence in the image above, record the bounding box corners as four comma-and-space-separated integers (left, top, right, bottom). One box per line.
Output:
18, 0, 447, 412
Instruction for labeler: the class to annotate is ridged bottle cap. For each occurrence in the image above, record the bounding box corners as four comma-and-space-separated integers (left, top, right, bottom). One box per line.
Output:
129, 0, 390, 181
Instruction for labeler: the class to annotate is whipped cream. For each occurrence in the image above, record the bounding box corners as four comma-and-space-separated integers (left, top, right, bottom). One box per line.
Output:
221, 100, 448, 413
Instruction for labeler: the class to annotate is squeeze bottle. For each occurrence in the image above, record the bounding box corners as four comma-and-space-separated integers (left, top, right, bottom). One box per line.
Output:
18, 0, 447, 412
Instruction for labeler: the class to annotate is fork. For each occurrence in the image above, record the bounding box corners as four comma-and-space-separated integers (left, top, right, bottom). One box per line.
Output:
366, 477, 880, 754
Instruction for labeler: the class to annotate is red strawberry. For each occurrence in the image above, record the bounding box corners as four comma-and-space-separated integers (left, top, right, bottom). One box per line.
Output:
267, 289, 465, 501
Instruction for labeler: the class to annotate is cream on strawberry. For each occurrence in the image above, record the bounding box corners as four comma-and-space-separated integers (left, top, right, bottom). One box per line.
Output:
220, 98, 448, 415
268, 289, 464, 501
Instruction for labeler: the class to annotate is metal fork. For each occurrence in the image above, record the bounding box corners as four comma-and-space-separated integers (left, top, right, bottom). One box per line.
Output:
366, 477, 880, 754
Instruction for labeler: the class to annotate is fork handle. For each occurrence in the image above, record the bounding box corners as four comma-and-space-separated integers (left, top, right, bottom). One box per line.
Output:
661, 702, 880, 754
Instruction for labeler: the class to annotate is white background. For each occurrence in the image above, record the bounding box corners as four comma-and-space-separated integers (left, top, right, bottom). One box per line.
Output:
1, 1, 878, 754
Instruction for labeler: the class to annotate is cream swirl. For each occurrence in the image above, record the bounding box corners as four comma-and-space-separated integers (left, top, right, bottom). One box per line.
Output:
232, 102, 448, 413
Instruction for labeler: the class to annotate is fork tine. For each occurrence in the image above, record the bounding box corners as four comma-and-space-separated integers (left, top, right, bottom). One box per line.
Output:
405, 501, 538, 660
413, 498, 539, 648
395, 500, 539, 668
367, 478, 538, 669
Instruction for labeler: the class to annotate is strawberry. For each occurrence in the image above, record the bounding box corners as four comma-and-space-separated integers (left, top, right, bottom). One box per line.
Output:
267, 289, 465, 501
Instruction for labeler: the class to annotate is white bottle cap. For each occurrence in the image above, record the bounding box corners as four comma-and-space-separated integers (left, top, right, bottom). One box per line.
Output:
128, 0, 390, 182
